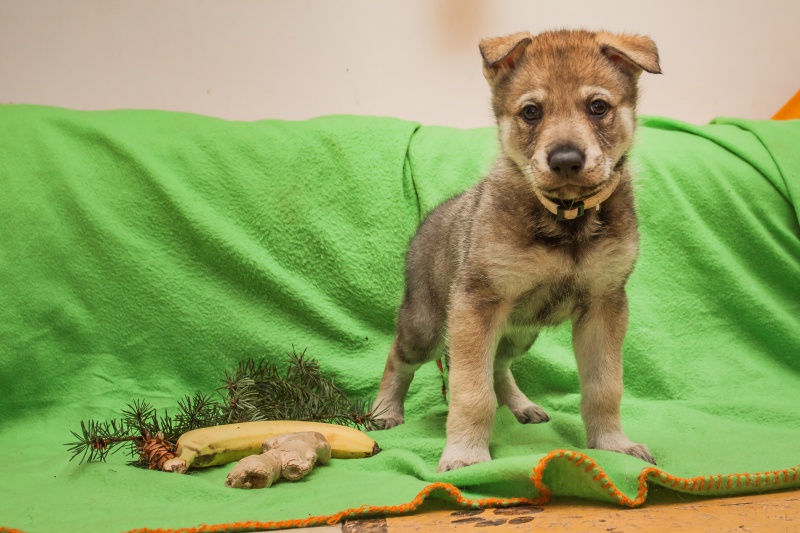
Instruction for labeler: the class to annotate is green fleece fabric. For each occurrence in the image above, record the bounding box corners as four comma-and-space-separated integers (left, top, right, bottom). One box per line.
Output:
0, 105, 798, 533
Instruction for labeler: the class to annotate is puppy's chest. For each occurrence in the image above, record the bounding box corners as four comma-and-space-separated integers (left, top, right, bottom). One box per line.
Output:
509, 281, 577, 326
501, 239, 635, 326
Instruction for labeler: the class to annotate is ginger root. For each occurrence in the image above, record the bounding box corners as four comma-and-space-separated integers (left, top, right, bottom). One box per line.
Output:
225, 431, 331, 489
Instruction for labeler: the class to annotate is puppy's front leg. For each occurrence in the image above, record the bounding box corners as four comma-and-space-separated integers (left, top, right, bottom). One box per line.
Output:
438, 290, 509, 472
573, 290, 655, 464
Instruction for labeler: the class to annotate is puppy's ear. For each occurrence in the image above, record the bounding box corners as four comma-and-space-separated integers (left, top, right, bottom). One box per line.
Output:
479, 32, 532, 82
597, 32, 662, 75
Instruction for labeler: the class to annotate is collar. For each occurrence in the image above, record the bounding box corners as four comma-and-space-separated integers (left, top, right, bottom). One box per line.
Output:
534, 173, 622, 221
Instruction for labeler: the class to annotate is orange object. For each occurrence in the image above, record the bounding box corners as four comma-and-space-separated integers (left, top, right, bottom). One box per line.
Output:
773, 90, 800, 119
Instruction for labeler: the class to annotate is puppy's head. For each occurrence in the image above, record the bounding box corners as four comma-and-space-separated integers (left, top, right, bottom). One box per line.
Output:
480, 30, 660, 201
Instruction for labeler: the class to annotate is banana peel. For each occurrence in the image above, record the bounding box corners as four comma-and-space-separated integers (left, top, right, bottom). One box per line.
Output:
162, 420, 380, 473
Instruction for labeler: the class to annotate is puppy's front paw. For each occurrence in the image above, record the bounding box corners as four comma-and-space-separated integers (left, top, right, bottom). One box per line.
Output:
623, 443, 656, 465
512, 404, 550, 424
590, 436, 656, 465
437, 444, 491, 472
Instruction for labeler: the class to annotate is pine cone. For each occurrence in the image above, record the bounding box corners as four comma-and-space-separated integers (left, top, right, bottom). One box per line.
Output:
139, 432, 176, 470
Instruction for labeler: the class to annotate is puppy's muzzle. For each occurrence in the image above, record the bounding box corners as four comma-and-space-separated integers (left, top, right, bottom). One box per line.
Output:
548, 145, 585, 181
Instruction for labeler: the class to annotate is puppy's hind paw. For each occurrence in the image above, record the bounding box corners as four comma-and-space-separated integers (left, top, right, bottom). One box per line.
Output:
512, 405, 550, 424
373, 415, 404, 430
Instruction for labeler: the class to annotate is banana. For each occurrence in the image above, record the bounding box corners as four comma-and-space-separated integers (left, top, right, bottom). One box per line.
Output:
162, 420, 380, 473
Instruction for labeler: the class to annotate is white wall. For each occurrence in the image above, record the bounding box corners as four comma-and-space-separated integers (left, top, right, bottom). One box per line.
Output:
1, 0, 798, 127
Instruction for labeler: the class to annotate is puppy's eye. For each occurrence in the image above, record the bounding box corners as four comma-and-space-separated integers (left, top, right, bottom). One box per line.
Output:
521, 104, 542, 123
589, 99, 609, 117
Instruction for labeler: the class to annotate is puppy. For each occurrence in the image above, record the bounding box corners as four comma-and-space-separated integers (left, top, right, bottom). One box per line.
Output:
374, 29, 661, 472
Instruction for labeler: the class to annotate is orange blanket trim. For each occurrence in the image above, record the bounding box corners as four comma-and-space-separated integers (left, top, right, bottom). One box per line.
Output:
3, 450, 799, 533
531, 450, 799, 506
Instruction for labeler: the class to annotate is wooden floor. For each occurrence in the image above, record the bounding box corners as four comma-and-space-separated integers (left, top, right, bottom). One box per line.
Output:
291, 487, 800, 532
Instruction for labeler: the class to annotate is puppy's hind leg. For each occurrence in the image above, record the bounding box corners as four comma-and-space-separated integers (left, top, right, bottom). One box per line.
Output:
494, 330, 550, 425
373, 301, 444, 429
373, 340, 422, 429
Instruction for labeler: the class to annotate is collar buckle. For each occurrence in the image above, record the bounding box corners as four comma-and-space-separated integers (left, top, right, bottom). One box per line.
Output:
556, 201, 585, 221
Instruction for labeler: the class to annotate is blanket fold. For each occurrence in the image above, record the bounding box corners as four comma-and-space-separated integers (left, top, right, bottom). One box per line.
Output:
0, 106, 798, 533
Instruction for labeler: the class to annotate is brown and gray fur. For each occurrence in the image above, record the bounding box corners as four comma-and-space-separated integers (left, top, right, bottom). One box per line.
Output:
373, 29, 661, 471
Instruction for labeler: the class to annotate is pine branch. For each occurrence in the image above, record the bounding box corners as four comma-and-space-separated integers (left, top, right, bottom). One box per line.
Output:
67, 348, 380, 465
66, 418, 135, 463
175, 392, 221, 432
121, 400, 156, 436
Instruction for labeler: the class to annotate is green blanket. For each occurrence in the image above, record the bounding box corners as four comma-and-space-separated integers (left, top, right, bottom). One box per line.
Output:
1, 105, 798, 533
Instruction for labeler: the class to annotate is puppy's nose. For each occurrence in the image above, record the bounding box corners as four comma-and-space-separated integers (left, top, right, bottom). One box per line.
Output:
548, 146, 585, 179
